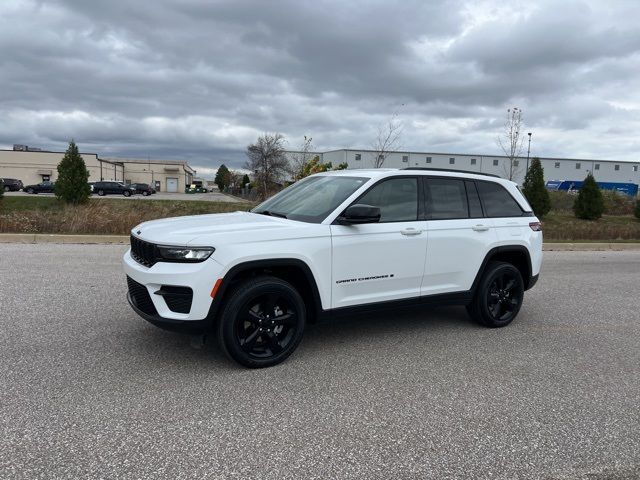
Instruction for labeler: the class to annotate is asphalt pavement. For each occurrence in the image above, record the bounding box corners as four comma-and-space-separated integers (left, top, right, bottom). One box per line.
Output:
1, 245, 639, 479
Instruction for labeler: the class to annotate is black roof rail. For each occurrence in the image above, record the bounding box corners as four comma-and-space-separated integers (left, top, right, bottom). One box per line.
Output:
402, 167, 502, 178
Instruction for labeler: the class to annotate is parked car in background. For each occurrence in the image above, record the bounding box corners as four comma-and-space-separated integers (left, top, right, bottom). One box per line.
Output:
1, 178, 24, 192
24, 181, 55, 194
93, 181, 136, 197
129, 183, 154, 196
185, 184, 209, 193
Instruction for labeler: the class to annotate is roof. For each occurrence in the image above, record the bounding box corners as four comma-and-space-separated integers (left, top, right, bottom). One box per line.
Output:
315, 167, 516, 184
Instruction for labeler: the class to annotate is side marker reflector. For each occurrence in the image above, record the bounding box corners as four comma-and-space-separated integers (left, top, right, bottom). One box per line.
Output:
210, 279, 223, 298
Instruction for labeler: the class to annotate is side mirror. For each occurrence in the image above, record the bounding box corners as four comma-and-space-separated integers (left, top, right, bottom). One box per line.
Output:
338, 204, 381, 225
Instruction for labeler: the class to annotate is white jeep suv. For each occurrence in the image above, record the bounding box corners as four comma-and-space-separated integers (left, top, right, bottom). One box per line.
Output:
123, 168, 542, 368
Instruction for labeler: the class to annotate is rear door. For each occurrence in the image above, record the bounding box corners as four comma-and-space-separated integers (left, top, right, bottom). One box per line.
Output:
331, 176, 428, 308
421, 177, 497, 295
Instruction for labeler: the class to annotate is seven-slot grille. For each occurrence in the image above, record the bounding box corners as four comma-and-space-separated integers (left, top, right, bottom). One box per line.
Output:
126, 276, 158, 316
130, 235, 157, 267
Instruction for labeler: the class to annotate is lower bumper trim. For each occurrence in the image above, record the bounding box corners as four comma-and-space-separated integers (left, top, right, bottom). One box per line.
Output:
127, 292, 210, 334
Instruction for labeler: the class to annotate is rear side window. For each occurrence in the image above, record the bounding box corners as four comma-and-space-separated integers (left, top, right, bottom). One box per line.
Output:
476, 181, 523, 217
425, 178, 468, 219
357, 177, 418, 222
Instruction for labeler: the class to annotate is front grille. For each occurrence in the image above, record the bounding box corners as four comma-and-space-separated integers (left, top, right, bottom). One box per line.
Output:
158, 286, 193, 314
130, 235, 157, 267
127, 276, 158, 316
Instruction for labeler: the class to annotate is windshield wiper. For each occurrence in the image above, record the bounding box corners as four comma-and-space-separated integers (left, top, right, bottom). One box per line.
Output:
256, 210, 288, 219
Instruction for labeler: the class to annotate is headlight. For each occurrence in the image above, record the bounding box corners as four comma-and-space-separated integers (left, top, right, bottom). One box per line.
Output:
156, 246, 215, 262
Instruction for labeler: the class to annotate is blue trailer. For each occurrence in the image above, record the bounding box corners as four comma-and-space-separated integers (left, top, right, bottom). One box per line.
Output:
546, 180, 638, 196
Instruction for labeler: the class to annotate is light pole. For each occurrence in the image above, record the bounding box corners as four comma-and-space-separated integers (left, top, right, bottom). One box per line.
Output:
526, 132, 532, 172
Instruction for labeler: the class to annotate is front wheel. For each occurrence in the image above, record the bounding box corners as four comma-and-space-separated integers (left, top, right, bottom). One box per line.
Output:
467, 261, 524, 328
217, 276, 306, 368
123, 190, 131, 197
27, 188, 34, 194
97, 190, 105, 196
142, 191, 149, 196
3, 186, 9, 192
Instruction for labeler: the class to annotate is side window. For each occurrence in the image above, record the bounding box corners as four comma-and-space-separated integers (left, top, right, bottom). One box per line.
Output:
465, 181, 483, 217
425, 178, 468, 219
477, 181, 523, 217
357, 177, 418, 222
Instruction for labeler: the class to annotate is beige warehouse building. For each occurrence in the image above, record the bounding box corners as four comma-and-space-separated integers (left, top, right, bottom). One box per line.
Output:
0, 147, 195, 192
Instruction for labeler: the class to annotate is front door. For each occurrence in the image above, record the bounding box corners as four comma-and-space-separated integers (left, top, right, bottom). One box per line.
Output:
331, 176, 427, 309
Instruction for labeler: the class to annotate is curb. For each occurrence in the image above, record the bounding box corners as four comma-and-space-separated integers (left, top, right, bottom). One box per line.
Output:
0, 233, 128, 244
1, 233, 640, 250
543, 243, 640, 251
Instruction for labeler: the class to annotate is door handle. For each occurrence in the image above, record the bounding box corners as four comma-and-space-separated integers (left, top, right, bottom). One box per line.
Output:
472, 224, 490, 232
401, 228, 422, 236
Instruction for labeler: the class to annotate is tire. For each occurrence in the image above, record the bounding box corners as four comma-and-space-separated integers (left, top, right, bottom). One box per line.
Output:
466, 261, 524, 328
98, 190, 105, 196
217, 276, 306, 368
3, 186, 9, 192
123, 190, 131, 197
27, 188, 34, 194
142, 191, 149, 196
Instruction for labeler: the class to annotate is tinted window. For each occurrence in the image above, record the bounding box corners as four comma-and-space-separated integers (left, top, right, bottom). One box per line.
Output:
357, 177, 418, 222
477, 181, 523, 217
425, 178, 468, 219
465, 181, 483, 217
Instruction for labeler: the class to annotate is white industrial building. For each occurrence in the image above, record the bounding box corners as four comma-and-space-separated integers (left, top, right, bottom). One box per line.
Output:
310, 149, 640, 186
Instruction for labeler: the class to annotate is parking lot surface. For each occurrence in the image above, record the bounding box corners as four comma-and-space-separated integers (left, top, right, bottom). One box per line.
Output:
1, 245, 639, 479
4, 190, 247, 203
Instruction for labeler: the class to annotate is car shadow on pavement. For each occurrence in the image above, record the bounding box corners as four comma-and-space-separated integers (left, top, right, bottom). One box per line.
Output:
123, 305, 480, 370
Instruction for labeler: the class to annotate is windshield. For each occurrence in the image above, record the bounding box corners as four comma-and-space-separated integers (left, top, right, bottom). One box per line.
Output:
252, 175, 369, 223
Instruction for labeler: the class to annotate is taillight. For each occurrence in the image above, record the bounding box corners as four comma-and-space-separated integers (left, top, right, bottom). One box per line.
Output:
529, 222, 542, 231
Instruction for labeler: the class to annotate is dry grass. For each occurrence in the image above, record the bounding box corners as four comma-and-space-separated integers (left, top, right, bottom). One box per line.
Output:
549, 190, 637, 215
543, 214, 640, 241
0, 197, 253, 235
1, 195, 639, 241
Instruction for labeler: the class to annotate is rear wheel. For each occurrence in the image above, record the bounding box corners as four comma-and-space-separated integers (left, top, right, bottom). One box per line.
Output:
467, 261, 524, 328
217, 276, 306, 368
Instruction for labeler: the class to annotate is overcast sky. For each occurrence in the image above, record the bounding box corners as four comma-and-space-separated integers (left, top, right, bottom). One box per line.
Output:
1, 0, 640, 174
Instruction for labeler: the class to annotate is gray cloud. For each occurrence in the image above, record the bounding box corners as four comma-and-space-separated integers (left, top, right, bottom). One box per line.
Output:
1, 0, 639, 170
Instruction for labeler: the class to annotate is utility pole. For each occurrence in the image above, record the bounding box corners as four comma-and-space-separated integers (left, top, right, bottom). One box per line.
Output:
526, 132, 532, 172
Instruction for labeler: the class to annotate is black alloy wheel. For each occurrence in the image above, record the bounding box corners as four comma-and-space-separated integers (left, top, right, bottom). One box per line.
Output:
123, 190, 131, 197
467, 261, 524, 328
218, 276, 306, 368
27, 188, 34, 194
98, 189, 105, 196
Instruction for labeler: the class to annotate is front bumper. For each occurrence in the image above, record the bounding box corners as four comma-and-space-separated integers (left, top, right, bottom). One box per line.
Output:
122, 248, 224, 322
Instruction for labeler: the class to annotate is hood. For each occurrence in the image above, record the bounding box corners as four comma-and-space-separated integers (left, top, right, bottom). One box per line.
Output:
132, 211, 298, 245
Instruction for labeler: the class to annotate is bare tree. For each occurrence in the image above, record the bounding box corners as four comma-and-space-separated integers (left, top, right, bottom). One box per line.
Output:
497, 107, 525, 180
287, 135, 315, 180
371, 113, 403, 168
245, 133, 289, 200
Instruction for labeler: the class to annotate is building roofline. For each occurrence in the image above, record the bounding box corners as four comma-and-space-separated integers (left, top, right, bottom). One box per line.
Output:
318, 148, 639, 164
